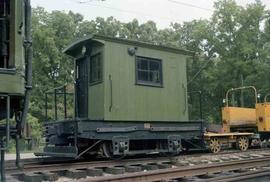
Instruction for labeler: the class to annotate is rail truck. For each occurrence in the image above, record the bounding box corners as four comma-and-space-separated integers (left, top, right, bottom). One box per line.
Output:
204, 86, 270, 153
36, 35, 206, 159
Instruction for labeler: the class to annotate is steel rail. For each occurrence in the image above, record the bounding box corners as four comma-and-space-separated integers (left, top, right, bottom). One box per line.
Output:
82, 157, 270, 182
7, 147, 269, 165
205, 168, 270, 182
6, 156, 177, 175
6, 148, 270, 174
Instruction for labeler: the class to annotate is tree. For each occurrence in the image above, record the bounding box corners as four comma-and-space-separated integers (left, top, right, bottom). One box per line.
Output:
31, 8, 81, 119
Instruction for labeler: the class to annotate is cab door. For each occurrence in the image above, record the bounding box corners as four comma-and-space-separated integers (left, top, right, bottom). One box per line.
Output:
75, 56, 89, 118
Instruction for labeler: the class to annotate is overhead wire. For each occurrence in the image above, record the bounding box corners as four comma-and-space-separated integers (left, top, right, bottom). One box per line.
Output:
70, 0, 214, 23
75, 0, 214, 12
167, 0, 213, 12
76, 0, 105, 3
69, 0, 189, 23
187, 58, 213, 85
70, 0, 214, 83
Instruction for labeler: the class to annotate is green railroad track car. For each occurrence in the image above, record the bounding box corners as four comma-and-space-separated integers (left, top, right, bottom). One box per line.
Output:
38, 35, 205, 158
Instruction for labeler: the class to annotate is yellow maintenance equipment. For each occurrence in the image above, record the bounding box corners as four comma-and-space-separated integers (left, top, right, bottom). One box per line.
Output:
222, 107, 256, 132
222, 86, 257, 133
256, 94, 270, 132
205, 86, 270, 154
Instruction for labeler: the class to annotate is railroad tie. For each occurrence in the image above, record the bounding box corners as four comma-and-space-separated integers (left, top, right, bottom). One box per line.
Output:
172, 160, 189, 166
86, 168, 103, 176
125, 165, 142, 173
142, 164, 159, 171
65, 169, 87, 179
104, 167, 125, 175
23, 172, 43, 182
39, 172, 59, 181
157, 163, 172, 169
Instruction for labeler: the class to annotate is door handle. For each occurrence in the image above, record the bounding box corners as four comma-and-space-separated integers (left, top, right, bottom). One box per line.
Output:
109, 75, 113, 112
182, 84, 187, 114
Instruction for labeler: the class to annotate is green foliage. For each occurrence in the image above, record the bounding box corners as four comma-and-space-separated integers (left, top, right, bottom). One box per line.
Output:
31, 8, 77, 120
6, 114, 42, 153
26, 114, 42, 145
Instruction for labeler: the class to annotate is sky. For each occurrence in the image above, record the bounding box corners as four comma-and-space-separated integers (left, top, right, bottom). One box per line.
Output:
31, 0, 270, 29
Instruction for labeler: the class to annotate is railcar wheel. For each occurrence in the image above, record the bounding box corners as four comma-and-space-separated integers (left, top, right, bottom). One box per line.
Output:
209, 137, 221, 153
237, 136, 249, 151
101, 142, 124, 159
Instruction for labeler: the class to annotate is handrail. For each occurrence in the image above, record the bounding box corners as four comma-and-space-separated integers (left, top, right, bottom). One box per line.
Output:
225, 86, 257, 107
45, 84, 73, 121
45, 84, 68, 94
109, 75, 113, 112
264, 93, 270, 103
182, 84, 187, 114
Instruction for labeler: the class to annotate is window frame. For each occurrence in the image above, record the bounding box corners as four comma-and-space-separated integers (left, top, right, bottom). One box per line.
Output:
89, 52, 102, 86
135, 56, 163, 87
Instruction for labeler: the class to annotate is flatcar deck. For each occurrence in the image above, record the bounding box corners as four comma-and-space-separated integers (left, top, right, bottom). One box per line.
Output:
204, 132, 254, 137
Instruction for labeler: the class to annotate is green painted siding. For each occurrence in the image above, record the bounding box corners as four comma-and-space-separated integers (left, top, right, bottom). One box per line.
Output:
64, 35, 191, 122
88, 83, 104, 119
103, 41, 188, 121
0, 0, 25, 95
0, 74, 25, 95
11, 0, 25, 69
88, 45, 104, 119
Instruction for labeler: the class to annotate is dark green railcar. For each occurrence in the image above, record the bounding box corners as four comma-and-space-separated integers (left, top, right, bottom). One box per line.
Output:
0, 0, 32, 180
39, 35, 205, 158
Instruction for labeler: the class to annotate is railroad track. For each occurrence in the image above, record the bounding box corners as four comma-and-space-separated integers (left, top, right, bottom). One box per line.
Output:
203, 168, 270, 182
86, 156, 270, 182
6, 156, 178, 175
6, 147, 269, 170
5, 156, 83, 169
5, 149, 270, 181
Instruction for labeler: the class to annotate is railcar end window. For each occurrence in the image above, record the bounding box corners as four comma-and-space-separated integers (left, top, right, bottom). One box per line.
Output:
89, 53, 102, 85
136, 56, 162, 87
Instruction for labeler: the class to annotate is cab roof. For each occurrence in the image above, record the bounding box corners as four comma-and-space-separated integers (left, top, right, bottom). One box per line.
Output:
63, 34, 195, 58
